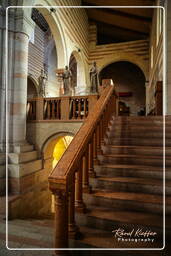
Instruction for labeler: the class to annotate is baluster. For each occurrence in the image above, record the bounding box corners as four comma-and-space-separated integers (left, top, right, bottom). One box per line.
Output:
47, 100, 51, 119
75, 159, 86, 213
68, 173, 79, 238
83, 98, 87, 118
56, 100, 59, 119
72, 99, 76, 119
100, 117, 104, 144
53, 190, 68, 250
97, 123, 103, 155
88, 140, 96, 178
78, 99, 81, 119
51, 100, 55, 119
93, 130, 99, 164
82, 149, 92, 193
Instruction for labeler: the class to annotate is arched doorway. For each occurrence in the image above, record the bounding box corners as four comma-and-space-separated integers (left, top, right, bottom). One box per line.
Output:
42, 133, 74, 213
100, 61, 146, 116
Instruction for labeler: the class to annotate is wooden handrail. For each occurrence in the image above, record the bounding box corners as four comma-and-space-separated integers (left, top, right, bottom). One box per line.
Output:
48, 85, 117, 250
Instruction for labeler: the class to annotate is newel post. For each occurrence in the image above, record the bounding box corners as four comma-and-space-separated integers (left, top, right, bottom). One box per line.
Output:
51, 189, 68, 251
61, 97, 70, 120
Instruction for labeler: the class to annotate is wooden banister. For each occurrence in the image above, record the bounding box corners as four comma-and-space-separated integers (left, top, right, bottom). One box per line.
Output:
48, 85, 117, 250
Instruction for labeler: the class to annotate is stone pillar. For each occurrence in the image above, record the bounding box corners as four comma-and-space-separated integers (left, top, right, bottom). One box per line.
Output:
6, 9, 35, 150
9, 32, 29, 146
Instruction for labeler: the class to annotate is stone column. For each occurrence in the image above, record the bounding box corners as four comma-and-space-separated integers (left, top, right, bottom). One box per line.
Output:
9, 32, 29, 146
6, 9, 35, 150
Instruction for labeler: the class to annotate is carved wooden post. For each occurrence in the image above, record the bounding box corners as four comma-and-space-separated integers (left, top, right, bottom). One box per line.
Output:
88, 141, 96, 178
93, 130, 99, 164
68, 174, 79, 238
82, 149, 92, 193
96, 123, 103, 155
61, 97, 70, 120
75, 159, 86, 212
53, 190, 68, 250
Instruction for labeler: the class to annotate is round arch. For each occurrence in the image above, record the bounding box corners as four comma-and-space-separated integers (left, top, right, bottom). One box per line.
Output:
100, 61, 146, 116
27, 75, 39, 98
23, 0, 67, 67
98, 53, 148, 81
41, 131, 74, 160
69, 50, 86, 94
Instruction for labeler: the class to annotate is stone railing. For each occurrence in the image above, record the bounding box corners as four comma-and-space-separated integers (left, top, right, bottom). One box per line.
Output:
48, 85, 117, 251
27, 95, 99, 121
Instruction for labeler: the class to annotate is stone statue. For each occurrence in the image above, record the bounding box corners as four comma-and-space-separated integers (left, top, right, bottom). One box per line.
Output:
89, 61, 99, 93
38, 69, 47, 97
62, 66, 72, 95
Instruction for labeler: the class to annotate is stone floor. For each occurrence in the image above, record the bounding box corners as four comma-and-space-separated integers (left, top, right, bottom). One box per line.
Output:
1, 195, 171, 256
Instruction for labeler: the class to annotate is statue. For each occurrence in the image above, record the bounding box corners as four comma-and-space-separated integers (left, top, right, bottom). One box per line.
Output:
38, 69, 47, 97
62, 66, 72, 95
89, 61, 99, 93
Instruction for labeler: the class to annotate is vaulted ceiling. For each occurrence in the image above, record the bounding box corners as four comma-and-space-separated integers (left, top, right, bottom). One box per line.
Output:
82, 0, 155, 44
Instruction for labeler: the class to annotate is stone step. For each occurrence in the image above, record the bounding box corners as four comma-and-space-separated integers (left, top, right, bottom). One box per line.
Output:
106, 131, 170, 139
109, 125, 165, 131
13, 144, 34, 153
76, 207, 166, 238
83, 190, 170, 214
110, 120, 170, 126
99, 154, 170, 167
90, 176, 171, 195
112, 116, 168, 120
70, 225, 163, 249
8, 151, 38, 164
95, 164, 171, 180
105, 137, 169, 146
102, 145, 170, 156
8, 159, 42, 177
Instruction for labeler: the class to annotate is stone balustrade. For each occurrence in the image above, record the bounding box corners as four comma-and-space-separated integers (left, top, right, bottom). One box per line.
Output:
27, 94, 99, 121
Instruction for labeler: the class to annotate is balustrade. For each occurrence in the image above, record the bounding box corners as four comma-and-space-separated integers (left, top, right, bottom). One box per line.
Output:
48, 85, 117, 251
27, 95, 98, 121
